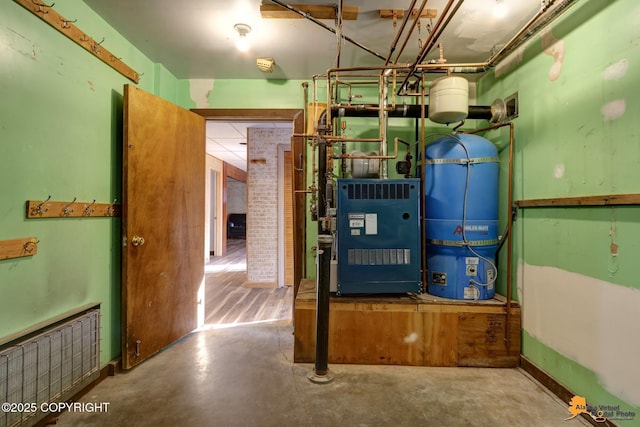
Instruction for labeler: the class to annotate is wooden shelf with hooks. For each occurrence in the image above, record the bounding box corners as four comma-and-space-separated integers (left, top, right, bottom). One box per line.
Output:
0, 237, 39, 260
26, 199, 121, 218
515, 193, 640, 208
13, 0, 139, 83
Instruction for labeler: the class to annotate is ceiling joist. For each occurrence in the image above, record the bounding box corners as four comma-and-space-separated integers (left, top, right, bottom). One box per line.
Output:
379, 9, 438, 19
260, 4, 359, 20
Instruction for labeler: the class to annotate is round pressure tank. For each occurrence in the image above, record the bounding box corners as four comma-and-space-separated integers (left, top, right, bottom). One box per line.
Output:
428, 76, 469, 124
424, 133, 498, 300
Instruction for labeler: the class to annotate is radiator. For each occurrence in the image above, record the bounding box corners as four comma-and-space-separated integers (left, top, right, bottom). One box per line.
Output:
0, 308, 100, 427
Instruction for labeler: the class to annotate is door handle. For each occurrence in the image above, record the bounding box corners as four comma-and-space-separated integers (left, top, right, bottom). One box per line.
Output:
131, 236, 145, 246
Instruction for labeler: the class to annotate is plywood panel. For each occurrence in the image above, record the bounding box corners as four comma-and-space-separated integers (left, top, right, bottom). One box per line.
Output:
457, 312, 521, 367
294, 279, 521, 367
422, 312, 458, 366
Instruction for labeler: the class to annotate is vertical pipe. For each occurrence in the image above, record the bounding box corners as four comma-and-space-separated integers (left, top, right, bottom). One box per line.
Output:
467, 122, 515, 353
312, 233, 333, 379
379, 75, 389, 179
308, 112, 334, 383
420, 74, 427, 293
504, 122, 515, 353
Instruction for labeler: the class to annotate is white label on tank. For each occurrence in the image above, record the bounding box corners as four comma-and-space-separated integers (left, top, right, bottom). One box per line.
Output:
350, 219, 364, 228
365, 213, 378, 235
465, 257, 479, 265
464, 286, 478, 299
465, 225, 489, 232
351, 229, 361, 236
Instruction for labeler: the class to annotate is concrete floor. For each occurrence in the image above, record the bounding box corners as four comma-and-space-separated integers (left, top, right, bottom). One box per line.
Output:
56, 321, 588, 427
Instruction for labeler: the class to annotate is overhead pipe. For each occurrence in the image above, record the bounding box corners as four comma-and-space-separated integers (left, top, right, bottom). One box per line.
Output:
397, 0, 459, 93
332, 104, 494, 121
390, 0, 431, 67
382, 0, 420, 66
269, 0, 386, 61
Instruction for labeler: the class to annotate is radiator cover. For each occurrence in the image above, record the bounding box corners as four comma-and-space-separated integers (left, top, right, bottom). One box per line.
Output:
0, 308, 100, 427
337, 178, 422, 295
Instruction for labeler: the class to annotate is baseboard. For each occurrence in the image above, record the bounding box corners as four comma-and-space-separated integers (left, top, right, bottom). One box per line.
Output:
35, 357, 121, 426
520, 356, 618, 427
243, 281, 277, 288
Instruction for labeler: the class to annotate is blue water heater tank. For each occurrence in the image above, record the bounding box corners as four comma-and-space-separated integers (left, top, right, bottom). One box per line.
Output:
424, 133, 499, 300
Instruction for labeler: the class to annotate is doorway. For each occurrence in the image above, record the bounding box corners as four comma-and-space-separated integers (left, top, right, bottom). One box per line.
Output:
200, 114, 301, 326
193, 108, 306, 297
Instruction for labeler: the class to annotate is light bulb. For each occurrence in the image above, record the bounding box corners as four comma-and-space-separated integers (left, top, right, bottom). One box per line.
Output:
494, 1, 508, 19
236, 36, 250, 52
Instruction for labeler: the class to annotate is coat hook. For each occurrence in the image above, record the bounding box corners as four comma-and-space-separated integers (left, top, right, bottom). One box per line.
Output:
36, 194, 51, 215
32, 0, 55, 13
60, 17, 77, 29
83, 199, 96, 216
63, 197, 76, 215
106, 199, 118, 216
23, 238, 40, 253
92, 37, 105, 54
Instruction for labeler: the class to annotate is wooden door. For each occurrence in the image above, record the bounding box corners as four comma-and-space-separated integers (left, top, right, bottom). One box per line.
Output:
122, 85, 205, 369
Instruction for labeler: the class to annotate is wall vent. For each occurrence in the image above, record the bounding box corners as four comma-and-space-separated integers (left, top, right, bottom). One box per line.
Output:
0, 308, 100, 427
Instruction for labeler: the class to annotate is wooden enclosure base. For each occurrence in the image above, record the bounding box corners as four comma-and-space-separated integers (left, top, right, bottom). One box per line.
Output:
294, 279, 521, 367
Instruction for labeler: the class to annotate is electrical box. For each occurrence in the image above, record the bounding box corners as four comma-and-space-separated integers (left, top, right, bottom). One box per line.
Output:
336, 178, 422, 295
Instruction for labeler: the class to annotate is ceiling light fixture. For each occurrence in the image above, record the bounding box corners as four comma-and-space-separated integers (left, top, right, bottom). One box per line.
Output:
234, 23, 251, 52
493, 0, 508, 19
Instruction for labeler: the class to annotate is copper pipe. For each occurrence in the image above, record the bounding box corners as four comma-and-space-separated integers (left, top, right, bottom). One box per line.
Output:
391, 0, 430, 66
485, 3, 550, 66
398, 0, 458, 93
383, 0, 420, 66
339, 137, 399, 160
466, 122, 515, 353
420, 74, 427, 294
324, 137, 383, 142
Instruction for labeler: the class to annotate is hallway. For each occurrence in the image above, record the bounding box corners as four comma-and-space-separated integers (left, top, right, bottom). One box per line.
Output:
204, 239, 292, 326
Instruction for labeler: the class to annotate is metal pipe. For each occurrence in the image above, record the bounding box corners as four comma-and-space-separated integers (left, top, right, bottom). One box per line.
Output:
466, 122, 515, 353
308, 108, 334, 382
391, 0, 430, 66
420, 75, 427, 294
340, 137, 400, 160
383, 0, 419, 66
332, 104, 493, 120
269, 0, 386, 61
398, 0, 458, 93
379, 75, 389, 178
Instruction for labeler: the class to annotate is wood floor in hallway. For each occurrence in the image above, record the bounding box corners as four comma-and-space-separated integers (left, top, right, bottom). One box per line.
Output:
204, 239, 292, 326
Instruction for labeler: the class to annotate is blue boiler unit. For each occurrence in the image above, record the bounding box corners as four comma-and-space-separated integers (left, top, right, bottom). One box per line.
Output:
336, 178, 422, 295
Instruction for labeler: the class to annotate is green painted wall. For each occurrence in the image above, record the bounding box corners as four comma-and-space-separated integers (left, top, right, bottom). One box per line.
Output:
0, 1, 187, 366
477, 0, 640, 424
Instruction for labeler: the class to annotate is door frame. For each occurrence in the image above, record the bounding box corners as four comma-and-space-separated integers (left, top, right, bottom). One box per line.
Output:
193, 108, 305, 296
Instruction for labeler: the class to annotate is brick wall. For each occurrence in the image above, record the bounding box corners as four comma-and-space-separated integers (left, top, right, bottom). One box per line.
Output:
246, 128, 290, 283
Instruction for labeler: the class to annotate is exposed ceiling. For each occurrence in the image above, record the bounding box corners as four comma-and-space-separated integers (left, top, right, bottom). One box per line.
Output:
206, 122, 292, 171
83, 0, 547, 170
83, 0, 543, 80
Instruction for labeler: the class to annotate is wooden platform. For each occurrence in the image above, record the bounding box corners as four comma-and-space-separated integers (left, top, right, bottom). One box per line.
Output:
294, 279, 520, 367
